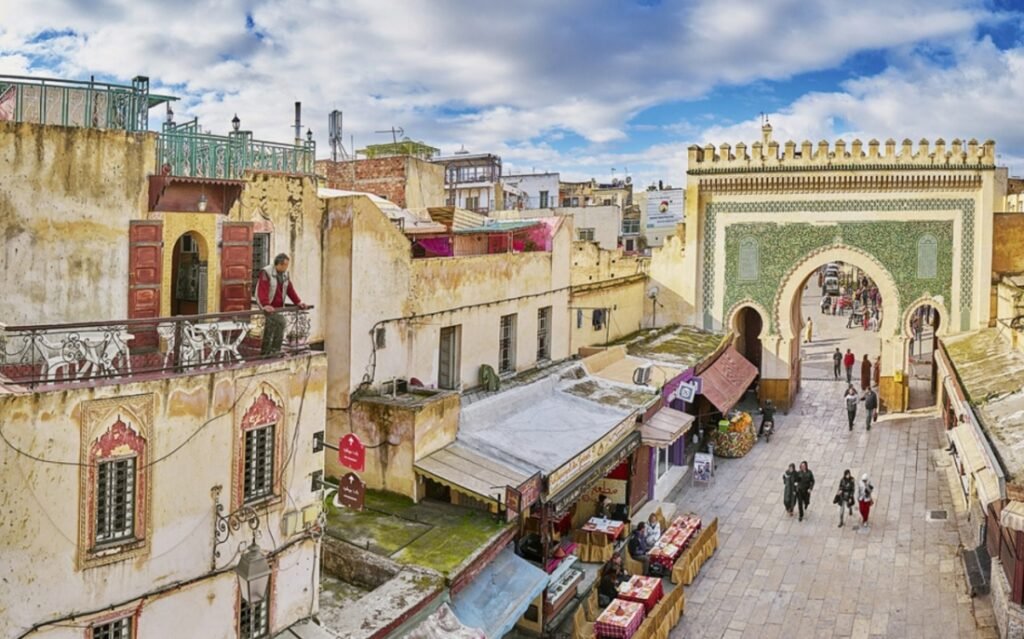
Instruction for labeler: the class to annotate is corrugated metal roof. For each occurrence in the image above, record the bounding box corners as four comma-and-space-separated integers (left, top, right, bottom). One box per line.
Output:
453, 220, 541, 234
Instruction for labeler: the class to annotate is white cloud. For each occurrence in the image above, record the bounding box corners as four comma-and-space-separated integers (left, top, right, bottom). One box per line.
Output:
0, 0, 1014, 183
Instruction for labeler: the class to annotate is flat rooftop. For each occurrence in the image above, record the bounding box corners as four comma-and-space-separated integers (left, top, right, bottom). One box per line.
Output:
943, 328, 1024, 481
620, 324, 726, 368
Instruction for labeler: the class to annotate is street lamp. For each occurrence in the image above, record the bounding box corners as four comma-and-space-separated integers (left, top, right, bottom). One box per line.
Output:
197, 192, 208, 212
232, 114, 241, 132
235, 541, 271, 604
306, 128, 313, 142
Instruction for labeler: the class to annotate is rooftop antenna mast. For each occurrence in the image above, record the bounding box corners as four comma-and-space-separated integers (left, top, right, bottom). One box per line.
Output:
328, 110, 349, 161
375, 126, 405, 145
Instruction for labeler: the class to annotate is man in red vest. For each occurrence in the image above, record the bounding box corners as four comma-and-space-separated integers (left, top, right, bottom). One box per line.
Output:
842, 349, 856, 384
256, 253, 307, 355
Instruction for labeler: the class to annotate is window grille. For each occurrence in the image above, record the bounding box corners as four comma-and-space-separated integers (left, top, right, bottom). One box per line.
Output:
240, 598, 270, 639
536, 307, 552, 361
578, 228, 595, 242
499, 314, 517, 373
244, 424, 275, 503
251, 233, 271, 290
92, 617, 132, 639
96, 457, 136, 544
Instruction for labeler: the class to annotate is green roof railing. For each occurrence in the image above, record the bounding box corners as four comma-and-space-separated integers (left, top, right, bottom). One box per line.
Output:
157, 119, 316, 179
0, 74, 175, 132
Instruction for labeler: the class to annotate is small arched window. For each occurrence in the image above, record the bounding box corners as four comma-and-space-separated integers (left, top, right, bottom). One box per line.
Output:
738, 237, 759, 282
917, 234, 938, 280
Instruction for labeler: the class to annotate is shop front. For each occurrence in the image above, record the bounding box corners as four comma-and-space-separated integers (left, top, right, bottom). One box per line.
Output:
640, 404, 695, 501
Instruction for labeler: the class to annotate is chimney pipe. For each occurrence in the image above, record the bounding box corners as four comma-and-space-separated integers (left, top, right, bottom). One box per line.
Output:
294, 102, 302, 145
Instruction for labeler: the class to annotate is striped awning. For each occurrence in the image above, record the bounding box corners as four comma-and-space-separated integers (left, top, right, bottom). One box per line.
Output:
415, 442, 528, 505
641, 407, 694, 448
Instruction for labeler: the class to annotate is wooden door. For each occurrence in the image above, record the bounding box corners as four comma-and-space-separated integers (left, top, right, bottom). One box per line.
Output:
220, 222, 253, 312
128, 221, 163, 348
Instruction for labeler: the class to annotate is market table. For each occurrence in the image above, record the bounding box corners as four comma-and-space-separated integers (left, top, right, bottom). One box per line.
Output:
594, 599, 645, 639
648, 515, 701, 571
582, 516, 626, 539
616, 575, 663, 613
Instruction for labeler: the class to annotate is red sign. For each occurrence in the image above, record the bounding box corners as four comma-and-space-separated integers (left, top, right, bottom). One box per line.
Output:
338, 433, 366, 472
337, 472, 365, 511
505, 473, 543, 522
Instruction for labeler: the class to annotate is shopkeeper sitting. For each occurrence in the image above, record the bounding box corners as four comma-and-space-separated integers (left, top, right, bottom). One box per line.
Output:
644, 513, 661, 547
628, 522, 651, 573
595, 494, 611, 519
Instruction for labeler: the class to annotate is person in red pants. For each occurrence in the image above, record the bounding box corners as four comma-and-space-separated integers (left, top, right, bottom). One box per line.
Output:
857, 473, 875, 529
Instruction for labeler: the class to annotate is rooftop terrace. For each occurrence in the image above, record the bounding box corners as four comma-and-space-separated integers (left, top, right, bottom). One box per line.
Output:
621, 324, 727, 368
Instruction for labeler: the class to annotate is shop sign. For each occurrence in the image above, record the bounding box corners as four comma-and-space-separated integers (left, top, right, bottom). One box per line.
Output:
505, 472, 543, 522
693, 452, 713, 484
548, 418, 635, 496
338, 433, 366, 473
674, 377, 702, 403
337, 472, 365, 510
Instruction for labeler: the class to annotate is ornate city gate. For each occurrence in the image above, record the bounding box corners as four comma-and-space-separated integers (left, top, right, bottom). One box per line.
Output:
675, 127, 1000, 412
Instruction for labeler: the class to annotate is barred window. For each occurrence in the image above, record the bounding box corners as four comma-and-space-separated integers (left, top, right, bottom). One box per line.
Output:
96, 458, 136, 544
499, 314, 517, 374
93, 616, 132, 639
240, 598, 270, 639
244, 424, 275, 503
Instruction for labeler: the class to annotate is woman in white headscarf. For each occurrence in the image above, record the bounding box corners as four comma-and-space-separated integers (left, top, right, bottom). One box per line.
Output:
857, 473, 875, 528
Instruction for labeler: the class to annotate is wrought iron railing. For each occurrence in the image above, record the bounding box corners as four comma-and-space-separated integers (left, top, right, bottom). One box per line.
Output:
0, 307, 312, 389
157, 121, 316, 179
0, 74, 174, 132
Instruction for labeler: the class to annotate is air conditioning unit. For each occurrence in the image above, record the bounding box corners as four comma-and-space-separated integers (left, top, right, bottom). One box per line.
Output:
632, 364, 653, 386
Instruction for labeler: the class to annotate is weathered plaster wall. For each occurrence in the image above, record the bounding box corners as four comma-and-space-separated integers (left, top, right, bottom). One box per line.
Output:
0, 353, 326, 637
0, 122, 154, 324
648, 234, 692, 327
403, 157, 445, 209
570, 278, 646, 353
227, 172, 325, 342
994, 212, 1024, 277
570, 241, 646, 285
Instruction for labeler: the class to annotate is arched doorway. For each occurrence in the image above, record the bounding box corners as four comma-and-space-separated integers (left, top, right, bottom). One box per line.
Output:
732, 305, 764, 371
170, 231, 209, 315
905, 301, 945, 410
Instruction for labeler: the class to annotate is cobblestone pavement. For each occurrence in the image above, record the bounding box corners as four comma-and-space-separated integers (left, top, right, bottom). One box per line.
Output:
670, 289, 996, 639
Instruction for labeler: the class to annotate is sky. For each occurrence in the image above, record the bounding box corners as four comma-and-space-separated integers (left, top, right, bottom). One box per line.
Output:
2, 0, 1024, 187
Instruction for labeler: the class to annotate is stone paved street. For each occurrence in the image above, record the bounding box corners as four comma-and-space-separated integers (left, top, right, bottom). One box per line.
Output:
670, 287, 997, 639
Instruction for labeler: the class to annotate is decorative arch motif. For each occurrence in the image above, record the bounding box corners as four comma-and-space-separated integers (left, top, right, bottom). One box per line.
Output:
902, 296, 950, 338
232, 383, 286, 511
725, 299, 771, 340
78, 394, 154, 569
774, 244, 901, 340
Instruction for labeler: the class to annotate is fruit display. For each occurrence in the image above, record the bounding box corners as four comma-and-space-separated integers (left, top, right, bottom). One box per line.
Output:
710, 411, 755, 457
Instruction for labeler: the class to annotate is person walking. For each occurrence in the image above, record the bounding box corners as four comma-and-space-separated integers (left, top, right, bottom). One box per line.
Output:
804, 317, 813, 343
795, 461, 815, 521
862, 386, 879, 431
860, 354, 872, 391
758, 399, 776, 438
832, 348, 843, 381
857, 474, 875, 528
834, 470, 856, 528
844, 385, 859, 431
783, 463, 797, 517
873, 355, 881, 387
843, 349, 855, 384
255, 253, 308, 356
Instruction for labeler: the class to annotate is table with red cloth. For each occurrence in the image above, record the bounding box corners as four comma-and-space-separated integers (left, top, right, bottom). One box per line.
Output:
595, 599, 645, 639
582, 516, 626, 540
648, 514, 701, 570
616, 575, 663, 613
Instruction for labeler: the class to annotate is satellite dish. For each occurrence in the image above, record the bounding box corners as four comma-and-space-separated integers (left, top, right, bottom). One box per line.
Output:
647, 286, 660, 299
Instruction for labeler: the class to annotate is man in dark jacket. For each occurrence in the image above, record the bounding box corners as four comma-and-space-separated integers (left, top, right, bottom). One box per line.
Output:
862, 387, 879, 431
627, 522, 650, 574
758, 399, 776, 437
832, 348, 843, 381
795, 461, 815, 522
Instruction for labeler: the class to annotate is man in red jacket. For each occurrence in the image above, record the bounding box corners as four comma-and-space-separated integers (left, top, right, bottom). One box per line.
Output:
256, 253, 307, 355
842, 349, 856, 384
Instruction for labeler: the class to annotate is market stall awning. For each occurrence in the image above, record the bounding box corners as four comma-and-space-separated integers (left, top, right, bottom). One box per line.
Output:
1002, 501, 1024, 532
641, 407, 694, 448
700, 345, 758, 414
549, 431, 642, 514
949, 426, 988, 474
450, 546, 548, 639
416, 441, 529, 505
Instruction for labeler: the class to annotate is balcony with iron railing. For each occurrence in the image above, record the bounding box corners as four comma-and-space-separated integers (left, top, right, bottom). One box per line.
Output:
0, 307, 313, 390
0, 74, 175, 132
157, 118, 316, 179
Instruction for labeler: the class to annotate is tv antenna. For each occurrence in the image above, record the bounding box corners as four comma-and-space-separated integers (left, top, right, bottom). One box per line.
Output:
328, 110, 350, 161
375, 126, 405, 144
